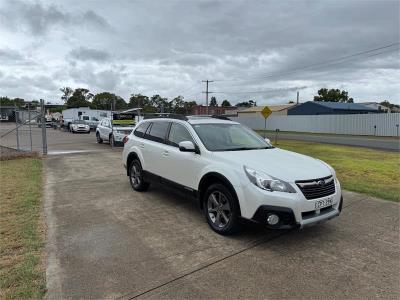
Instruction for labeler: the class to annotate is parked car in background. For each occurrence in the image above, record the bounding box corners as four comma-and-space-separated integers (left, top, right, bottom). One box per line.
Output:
62, 107, 110, 130
96, 117, 135, 146
69, 120, 90, 133
81, 115, 100, 131
122, 115, 343, 235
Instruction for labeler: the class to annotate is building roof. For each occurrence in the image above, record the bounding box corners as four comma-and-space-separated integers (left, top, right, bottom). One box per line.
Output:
238, 104, 297, 113
311, 101, 377, 111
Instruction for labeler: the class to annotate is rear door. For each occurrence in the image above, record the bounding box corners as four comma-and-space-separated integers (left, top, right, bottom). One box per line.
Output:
142, 121, 170, 175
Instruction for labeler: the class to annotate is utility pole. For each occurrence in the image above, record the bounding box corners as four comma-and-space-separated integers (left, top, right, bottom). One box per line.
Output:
202, 80, 214, 115
296, 91, 299, 104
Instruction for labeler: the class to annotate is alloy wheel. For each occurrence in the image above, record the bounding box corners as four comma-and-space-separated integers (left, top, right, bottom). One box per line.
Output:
207, 191, 231, 228
130, 163, 141, 188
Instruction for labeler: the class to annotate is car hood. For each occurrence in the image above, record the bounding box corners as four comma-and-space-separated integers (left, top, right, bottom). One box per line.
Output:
212, 148, 331, 182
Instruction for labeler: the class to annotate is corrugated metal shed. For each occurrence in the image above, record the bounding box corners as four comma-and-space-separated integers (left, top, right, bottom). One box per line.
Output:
288, 101, 378, 115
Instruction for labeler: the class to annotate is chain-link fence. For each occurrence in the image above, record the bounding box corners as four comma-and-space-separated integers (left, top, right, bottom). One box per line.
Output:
0, 100, 48, 158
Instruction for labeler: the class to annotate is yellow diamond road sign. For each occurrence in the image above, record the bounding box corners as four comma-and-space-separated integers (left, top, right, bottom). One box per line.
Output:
261, 106, 272, 119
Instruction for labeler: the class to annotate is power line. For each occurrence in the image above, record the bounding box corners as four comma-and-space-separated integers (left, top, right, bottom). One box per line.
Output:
213, 42, 399, 84
210, 46, 399, 96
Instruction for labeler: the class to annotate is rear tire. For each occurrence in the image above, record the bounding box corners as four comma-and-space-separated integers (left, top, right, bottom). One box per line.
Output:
129, 160, 150, 191
96, 132, 103, 143
204, 183, 241, 235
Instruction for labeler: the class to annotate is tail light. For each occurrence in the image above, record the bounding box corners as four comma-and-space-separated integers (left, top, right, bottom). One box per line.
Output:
122, 136, 129, 144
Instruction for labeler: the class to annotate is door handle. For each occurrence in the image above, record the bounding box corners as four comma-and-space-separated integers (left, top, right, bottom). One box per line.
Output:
139, 143, 145, 149
162, 150, 169, 157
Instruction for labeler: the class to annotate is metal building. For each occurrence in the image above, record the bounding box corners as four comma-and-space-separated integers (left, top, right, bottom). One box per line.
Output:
288, 101, 378, 115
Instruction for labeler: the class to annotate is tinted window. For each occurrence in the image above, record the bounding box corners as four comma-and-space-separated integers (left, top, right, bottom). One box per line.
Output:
168, 123, 194, 147
82, 116, 89, 120
146, 121, 169, 143
134, 122, 150, 138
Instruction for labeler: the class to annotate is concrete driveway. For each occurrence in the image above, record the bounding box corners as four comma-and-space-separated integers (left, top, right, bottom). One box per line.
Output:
44, 150, 400, 299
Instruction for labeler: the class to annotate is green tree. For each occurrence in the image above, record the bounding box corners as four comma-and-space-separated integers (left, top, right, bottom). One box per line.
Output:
171, 96, 185, 114
314, 88, 354, 103
150, 94, 170, 113
380, 100, 399, 110
209, 96, 218, 107
60, 87, 73, 103
184, 100, 197, 115
0, 96, 13, 106
92, 92, 126, 110
66, 88, 94, 108
0, 97, 25, 107
221, 99, 231, 107
235, 100, 256, 107
129, 94, 155, 113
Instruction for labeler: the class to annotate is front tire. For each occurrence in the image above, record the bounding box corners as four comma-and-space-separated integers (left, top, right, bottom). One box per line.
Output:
96, 132, 103, 143
129, 160, 150, 191
204, 183, 241, 235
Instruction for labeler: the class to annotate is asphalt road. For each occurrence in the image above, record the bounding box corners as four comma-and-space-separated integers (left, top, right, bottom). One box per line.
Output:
44, 149, 400, 299
269, 132, 400, 151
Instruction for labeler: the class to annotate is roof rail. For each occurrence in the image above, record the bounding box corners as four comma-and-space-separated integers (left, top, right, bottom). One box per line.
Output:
211, 115, 231, 120
143, 113, 188, 121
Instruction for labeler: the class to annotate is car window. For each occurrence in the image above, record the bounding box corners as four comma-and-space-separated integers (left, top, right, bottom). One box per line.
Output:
82, 116, 89, 120
134, 122, 150, 138
168, 123, 194, 147
146, 121, 169, 143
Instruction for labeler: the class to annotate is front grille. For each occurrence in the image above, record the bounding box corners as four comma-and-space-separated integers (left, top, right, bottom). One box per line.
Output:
296, 175, 335, 200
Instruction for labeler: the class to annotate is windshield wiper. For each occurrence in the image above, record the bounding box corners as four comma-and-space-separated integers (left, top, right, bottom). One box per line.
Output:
225, 146, 273, 151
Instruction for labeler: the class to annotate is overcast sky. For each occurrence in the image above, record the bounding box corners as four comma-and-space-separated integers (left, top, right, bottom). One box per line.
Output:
0, 0, 399, 105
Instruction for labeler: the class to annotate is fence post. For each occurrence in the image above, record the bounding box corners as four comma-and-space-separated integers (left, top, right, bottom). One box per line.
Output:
28, 103, 33, 151
396, 124, 399, 137
40, 99, 48, 155
15, 105, 20, 150
374, 125, 377, 136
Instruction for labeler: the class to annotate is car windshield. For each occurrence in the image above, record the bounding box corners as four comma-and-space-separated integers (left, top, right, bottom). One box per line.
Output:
192, 123, 274, 151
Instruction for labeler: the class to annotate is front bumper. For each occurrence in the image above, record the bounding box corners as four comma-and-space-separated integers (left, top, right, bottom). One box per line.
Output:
72, 127, 90, 132
240, 178, 342, 229
252, 196, 342, 229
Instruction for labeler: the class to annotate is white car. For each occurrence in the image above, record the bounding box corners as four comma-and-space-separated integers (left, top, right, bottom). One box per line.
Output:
69, 120, 90, 133
122, 115, 343, 235
96, 117, 135, 146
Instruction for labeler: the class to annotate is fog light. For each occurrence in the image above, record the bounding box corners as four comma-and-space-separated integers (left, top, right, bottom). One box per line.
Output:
267, 214, 280, 226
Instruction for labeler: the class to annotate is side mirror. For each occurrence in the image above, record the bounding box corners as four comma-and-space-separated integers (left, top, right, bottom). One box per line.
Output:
265, 137, 271, 144
179, 141, 199, 154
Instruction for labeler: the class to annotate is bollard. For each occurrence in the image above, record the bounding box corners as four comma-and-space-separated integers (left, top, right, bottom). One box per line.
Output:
275, 129, 279, 145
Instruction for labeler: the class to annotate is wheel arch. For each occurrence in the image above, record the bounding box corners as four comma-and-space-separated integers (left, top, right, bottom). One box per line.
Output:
198, 172, 241, 216
126, 152, 140, 176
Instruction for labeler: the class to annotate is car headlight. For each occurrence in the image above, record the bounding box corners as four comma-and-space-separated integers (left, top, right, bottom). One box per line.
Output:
244, 166, 296, 193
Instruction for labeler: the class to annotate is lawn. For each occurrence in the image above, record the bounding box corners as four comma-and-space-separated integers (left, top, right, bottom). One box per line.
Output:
0, 158, 46, 299
274, 140, 400, 202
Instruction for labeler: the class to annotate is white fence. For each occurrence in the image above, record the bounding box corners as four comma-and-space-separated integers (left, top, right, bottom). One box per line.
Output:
230, 113, 400, 137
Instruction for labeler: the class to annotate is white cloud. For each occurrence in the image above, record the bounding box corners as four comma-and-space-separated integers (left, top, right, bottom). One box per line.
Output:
0, 0, 398, 104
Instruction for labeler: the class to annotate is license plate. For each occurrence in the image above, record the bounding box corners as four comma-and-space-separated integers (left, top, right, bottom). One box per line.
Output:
315, 197, 333, 209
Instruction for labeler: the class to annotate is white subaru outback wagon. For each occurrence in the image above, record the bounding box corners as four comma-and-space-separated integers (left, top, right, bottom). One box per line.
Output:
122, 115, 343, 235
